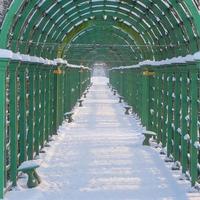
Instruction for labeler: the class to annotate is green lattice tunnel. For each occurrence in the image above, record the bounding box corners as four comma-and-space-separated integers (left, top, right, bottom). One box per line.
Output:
0, 0, 200, 198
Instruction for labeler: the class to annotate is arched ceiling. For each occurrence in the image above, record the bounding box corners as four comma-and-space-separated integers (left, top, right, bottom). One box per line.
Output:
0, 0, 200, 67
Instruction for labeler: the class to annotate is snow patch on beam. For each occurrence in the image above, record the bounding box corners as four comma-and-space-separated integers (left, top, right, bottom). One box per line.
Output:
110, 50, 200, 70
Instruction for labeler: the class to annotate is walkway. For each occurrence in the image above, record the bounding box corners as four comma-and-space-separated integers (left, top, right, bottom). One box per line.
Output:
5, 77, 199, 200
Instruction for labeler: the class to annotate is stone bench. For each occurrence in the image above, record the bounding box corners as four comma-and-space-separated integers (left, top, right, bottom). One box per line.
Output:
78, 99, 84, 107
64, 111, 74, 123
119, 96, 124, 103
18, 160, 41, 188
142, 131, 156, 146
124, 106, 132, 115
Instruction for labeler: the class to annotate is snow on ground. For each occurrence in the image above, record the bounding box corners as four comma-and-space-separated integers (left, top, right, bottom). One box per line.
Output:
5, 76, 200, 200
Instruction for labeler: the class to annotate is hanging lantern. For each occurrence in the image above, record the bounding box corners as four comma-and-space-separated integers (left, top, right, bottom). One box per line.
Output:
143, 70, 155, 76
53, 67, 62, 75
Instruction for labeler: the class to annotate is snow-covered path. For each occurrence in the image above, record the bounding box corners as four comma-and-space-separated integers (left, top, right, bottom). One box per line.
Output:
5, 77, 200, 200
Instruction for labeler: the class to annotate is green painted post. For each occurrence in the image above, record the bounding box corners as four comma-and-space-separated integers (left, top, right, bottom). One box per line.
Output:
174, 69, 181, 161
63, 68, 67, 113
181, 69, 188, 173
59, 66, 64, 123
9, 54, 21, 186
45, 67, 51, 142
157, 72, 163, 144
40, 66, 45, 148
18, 60, 27, 164
34, 64, 40, 155
79, 68, 82, 99
120, 71, 123, 95
151, 73, 158, 134
141, 69, 150, 128
67, 67, 71, 112
190, 66, 198, 186
162, 71, 168, 148
167, 74, 173, 157
0, 50, 12, 199
52, 66, 57, 134
27, 62, 35, 160
49, 68, 54, 136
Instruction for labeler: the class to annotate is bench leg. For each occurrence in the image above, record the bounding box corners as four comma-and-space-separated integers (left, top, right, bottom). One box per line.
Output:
33, 170, 41, 184
27, 170, 39, 188
142, 135, 151, 146
68, 116, 73, 123
125, 109, 130, 115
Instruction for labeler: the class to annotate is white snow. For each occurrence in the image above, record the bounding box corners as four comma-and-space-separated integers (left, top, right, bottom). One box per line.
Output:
110, 50, 200, 70
18, 160, 40, 171
5, 76, 200, 200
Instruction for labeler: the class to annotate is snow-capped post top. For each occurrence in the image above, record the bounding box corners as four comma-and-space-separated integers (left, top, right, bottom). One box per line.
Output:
52, 60, 57, 66
54, 58, 65, 64
39, 57, 45, 64
63, 60, 68, 65
44, 58, 51, 65
12, 52, 22, 61
21, 54, 31, 62
193, 51, 200, 61
30, 56, 41, 64
0, 49, 13, 59
183, 54, 195, 62
170, 56, 185, 64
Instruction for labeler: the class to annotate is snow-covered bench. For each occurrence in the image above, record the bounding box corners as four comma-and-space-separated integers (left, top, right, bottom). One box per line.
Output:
119, 96, 124, 103
78, 99, 84, 107
142, 131, 156, 146
124, 106, 132, 115
18, 160, 41, 188
64, 111, 74, 123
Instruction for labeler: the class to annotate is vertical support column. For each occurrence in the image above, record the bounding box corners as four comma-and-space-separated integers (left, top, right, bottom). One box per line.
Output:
174, 69, 181, 161
151, 74, 157, 132
0, 54, 10, 199
9, 60, 18, 186
157, 71, 163, 143
34, 65, 40, 155
181, 69, 188, 173
120, 71, 123, 95
40, 66, 45, 148
51, 65, 56, 135
153, 71, 159, 136
67, 68, 71, 111
64, 68, 69, 112
60, 66, 64, 122
162, 71, 168, 148
45, 67, 50, 142
18, 63, 27, 163
190, 67, 198, 186
27, 64, 35, 160
167, 74, 173, 157
141, 70, 150, 128
49, 68, 54, 136
79, 68, 82, 99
